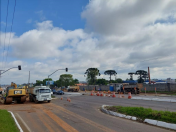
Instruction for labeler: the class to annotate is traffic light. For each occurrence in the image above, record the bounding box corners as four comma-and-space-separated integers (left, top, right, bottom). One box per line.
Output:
18, 65, 21, 70
66, 68, 68, 72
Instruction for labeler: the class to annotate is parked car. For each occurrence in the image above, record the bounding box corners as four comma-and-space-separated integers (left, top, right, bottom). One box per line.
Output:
56, 90, 64, 95
52, 89, 57, 94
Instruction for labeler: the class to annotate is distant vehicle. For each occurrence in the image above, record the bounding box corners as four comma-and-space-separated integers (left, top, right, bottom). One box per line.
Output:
52, 89, 57, 94
67, 86, 79, 92
56, 90, 64, 95
116, 83, 141, 94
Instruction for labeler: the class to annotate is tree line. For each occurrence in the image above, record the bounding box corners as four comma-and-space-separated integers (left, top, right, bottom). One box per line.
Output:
34, 68, 148, 87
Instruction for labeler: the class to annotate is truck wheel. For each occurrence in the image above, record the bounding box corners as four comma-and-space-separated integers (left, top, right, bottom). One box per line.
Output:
48, 100, 51, 103
117, 90, 120, 94
34, 98, 38, 104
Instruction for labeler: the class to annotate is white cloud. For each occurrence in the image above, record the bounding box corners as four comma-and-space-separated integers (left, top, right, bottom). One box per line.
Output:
26, 19, 32, 24
0, 0, 176, 84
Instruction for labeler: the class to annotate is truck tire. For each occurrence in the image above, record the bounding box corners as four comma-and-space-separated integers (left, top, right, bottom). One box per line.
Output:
34, 97, 38, 104
48, 100, 51, 103
5, 97, 13, 104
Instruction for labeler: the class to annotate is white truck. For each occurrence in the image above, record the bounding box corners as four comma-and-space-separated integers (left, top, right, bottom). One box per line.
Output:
28, 86, 52, 103
116, 84, 140, 94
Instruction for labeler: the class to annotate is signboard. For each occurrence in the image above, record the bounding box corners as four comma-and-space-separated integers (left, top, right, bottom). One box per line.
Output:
46, 81, 54, 85
14, 90, 22, 94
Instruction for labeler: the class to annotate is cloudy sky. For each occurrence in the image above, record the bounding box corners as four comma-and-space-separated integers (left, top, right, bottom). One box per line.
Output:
0, 0, 176, 84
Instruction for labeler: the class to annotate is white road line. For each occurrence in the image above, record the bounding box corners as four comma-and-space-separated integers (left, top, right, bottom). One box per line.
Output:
8, 111, 23, 132
16, 113, 32, 132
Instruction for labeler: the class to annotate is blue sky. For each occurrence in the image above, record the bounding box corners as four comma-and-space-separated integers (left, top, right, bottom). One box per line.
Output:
0, 0, 176, 84
1, 0, 89, 36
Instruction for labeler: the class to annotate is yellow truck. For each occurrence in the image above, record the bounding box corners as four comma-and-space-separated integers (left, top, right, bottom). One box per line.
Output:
67, 86, 79, 92
2, 82, 26, 104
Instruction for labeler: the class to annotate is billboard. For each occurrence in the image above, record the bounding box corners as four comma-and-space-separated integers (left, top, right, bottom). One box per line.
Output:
46, 81, 54, 85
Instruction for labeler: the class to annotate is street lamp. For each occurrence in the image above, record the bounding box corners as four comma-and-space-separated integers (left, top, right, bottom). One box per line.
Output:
0, 65, 21, 75
47, 68, 68, 87
0, 65, 21, 88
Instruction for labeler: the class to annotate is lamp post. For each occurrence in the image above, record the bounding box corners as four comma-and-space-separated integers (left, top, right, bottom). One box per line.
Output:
47, 68, 68, 87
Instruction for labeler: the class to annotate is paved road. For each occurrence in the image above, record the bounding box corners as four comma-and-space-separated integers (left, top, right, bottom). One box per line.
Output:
0, 94, 175, 132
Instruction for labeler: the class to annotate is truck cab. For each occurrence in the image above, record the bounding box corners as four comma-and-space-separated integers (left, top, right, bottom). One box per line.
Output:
29, 86, 52, 103
115, 84, 123, 93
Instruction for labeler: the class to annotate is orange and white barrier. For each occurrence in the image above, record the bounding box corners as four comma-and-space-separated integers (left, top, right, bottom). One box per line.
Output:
97, 92, 100, 96
100, 92, 103, 96
112, 92, 116, 97
90, 91, 94, 96
128, 92, 132, 99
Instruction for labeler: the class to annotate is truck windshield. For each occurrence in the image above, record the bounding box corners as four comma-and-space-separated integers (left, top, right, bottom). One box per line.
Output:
39, 89, 50, 93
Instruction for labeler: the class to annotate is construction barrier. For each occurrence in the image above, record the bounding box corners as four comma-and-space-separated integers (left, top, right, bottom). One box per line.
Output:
112, 92, 116, 98
128, 92, 132, 99
90, 91, 94, 96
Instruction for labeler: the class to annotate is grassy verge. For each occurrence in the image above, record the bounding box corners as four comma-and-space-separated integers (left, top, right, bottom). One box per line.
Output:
0, 109, 19, 132
106, 106, 176, 124
51, 95, 55, 98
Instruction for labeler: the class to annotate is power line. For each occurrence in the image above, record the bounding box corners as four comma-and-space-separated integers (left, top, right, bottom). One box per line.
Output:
4, 0, 17, 68
1, 0, 9, 70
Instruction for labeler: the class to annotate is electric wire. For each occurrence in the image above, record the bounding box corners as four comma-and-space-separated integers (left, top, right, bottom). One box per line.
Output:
4, 0, 17, 68
1, 0, 9, 70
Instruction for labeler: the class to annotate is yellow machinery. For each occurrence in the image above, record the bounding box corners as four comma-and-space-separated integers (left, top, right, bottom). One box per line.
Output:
67, 86, 79, 92
3, 82, 26, 104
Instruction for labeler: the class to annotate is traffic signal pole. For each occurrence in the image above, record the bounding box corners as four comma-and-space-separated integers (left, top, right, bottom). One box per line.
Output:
47, 68, 68, 87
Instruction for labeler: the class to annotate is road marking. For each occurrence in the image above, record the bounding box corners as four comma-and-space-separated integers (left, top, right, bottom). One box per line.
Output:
16, 113, 31, 132
48, 103, 116, 132
35, 108, 61, 132
43, 109, 78, 132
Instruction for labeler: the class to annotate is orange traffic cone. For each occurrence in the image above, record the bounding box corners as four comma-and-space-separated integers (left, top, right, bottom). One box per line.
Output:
120, 92, 122, 98
97, 92, 100, 96
90, 91, 94, 96
61, 97, 63, 100
128, 92, 132, 99
112, 92, 116, 97
100, 92, 103, 96
68, 98, 71, 102
67, 97, 69, 101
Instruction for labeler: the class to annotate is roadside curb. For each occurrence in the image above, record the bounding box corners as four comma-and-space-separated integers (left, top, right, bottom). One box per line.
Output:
8, 111, 23, 132
131, 97, 176, 103
101, 105, 176, 131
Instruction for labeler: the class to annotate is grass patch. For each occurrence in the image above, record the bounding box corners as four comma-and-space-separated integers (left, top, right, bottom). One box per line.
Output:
106, 106, 176, 124
0, 109, 19, 132
51, 95, 55, 98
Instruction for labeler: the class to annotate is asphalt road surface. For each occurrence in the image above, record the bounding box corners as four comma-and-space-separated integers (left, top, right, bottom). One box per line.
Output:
0, 94, 175, 132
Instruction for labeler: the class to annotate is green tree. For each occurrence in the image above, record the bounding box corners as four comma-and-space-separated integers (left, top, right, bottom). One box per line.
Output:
35, 80, 43, 86
126, 78, 130, 81
104, 70, 117, 82
128, 72, 135, 80
43, 78, 52, 86
116, 78, 123, 83
60, 74, 74, 87
96, 78, 108, 85
74, 79, 79, 84
84, 68, 100, 85
135, 70, 147, 83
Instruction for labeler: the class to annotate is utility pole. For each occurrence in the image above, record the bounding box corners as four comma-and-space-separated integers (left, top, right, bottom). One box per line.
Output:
0, 70, 5, 88
28, 71, 30, 87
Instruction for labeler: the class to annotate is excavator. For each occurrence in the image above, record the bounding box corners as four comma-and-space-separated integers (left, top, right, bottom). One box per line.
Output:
2, 82, 26, 104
